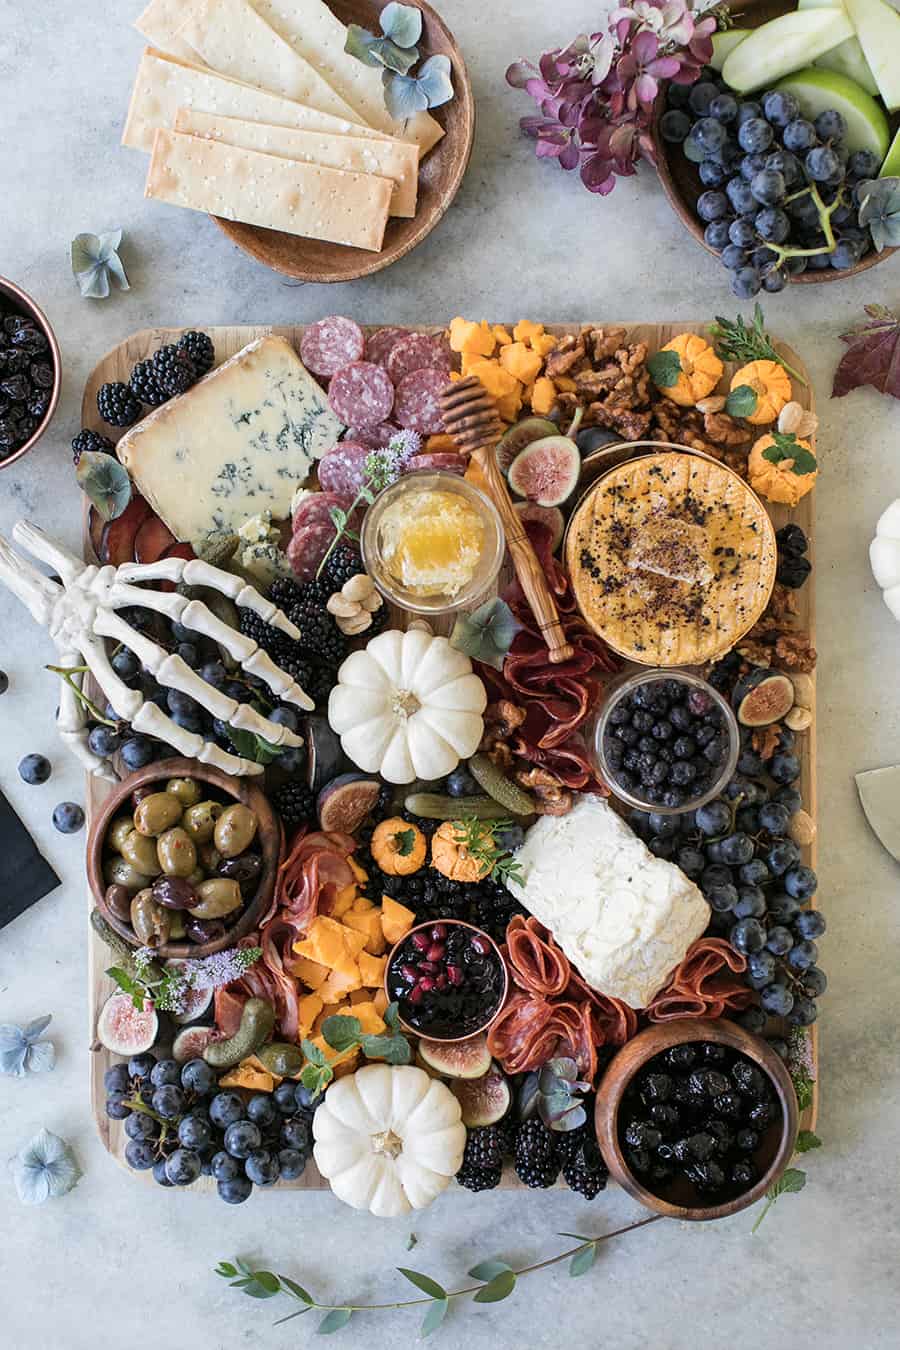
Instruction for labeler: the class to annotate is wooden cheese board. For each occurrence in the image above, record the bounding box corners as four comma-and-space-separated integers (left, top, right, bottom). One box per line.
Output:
83, 321, 819, 1193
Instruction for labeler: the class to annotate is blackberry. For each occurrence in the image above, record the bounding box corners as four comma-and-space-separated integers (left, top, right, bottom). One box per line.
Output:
456, 1124, 504, 1192
177, 330, 215, 378
238, 606, 291, 660
151, 344, 196, 397
496, 1114, 518, 1157
562, 1133, 608, 1199
71, 428, 115, 464
97, 381, 142, 427
514, 1118, 559, 1188
272, 781, 316, 829
270, 577, 303, 612
456, 1160, 502, 1192
129, 357, 167, 407
320, 543, 364, 593
291, 596, 346, 667
304, 661, 338, 707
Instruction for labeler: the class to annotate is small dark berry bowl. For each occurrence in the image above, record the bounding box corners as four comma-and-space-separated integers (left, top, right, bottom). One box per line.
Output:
87, 757, 282, 960
595, 1017, 798, 1222
0, 277, 62, 471
385, 919, 508, 1043
595, 668, 739, 816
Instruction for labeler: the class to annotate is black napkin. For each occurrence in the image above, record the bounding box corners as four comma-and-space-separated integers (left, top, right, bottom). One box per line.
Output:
0, 788, 60, 929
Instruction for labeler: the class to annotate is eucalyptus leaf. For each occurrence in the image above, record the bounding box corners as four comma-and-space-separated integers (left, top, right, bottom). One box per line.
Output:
384, 71, 430, 120
216, 1262, 238, 1278
280, 1277, 314, 1303
380, 2, 422, 48
421, 1298, 449, 1337
569, 1243, 597, 1277
71, 229, 129, 299
415, 54, 454, 108
344, 23, 382, 66
75, 450, 133, 522
12, 1128, 80, 1205
468, 1259, 512, 1282
397, 1268, 447, 1300
251, 1271, 281, 1293
472, 1270, 517, 1303
318, 1308, 352, 1334
369, 35, 419, 74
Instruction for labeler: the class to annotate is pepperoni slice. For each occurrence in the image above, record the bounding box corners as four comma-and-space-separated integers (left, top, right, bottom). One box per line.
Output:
292, 490, 353, 528
328, 361, 395, 427
385, 332, 452, 384
287, 522, 336, 583
364, 326, 410, 367
317, 441, 372, 500
393, 367, 447, 433
300, 316, 365, 379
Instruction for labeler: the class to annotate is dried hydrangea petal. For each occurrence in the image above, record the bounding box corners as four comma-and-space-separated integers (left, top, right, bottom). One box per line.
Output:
12, 1129, 80, 1205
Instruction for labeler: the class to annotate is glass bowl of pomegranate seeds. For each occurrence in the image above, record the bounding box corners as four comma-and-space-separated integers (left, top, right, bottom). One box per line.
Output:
385, 919, 508, 1042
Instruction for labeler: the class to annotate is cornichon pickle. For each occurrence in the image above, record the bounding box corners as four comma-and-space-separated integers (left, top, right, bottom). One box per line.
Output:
214, 803, 258, 858
133, 791, 183, 837
403, 792, 515, 820
256, 1042, 304, 1076
203, 998, 275, 1068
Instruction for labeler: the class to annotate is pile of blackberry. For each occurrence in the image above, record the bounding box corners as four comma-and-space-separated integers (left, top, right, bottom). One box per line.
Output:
0, 304, 55, 459
271, 781, 316, 830
456, 1124, 507, 1191
240, 576, 348, 708
96, 330, 214, 429
457, 1107, 608, 1196
71, 428, 114, 464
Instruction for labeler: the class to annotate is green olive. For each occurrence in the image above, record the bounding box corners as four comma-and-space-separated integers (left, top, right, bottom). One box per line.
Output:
192, 877, 242, 919
165, 777, 202, 806
103, 856, 154, 894
157, 827, 198, 878
107, 815, 136, 854
198, 842, 222, 872
214, 803, 258, 858
133, 791, 183, 838
186, 866, 206, 887
182, 800, 224, 844
130, 890, 171, 947
168, 910, 187, 940
121, 830, 163, 876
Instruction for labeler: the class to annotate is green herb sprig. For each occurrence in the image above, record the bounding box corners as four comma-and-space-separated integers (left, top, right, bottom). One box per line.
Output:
299, 1002, 412, 1100
315, 436, 418, 581
709, 304, 807, 386
216, 1216, 661, 1337
454, 816, 524, 887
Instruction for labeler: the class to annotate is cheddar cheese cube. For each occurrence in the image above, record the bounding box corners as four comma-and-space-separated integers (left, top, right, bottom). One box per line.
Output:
465, 358, 519, 402
499, 341, 543, 386
533, 333, 558, 358
531, 376, 557, 415
497, 389, 523, 424
343, 906, 386, 955
425, 434, 458, 454
297, 992, 324, 1037
351, 894, 374, 913
373, 988, 389, 1016
449, 317, 495, 357
492, 325, 513, 346
513, 320, 545, 347
381, 896, 416, 944
358, 950, 387, 988
289, 953, 330, 989
331, 883, 357, 918
318, 964, 363, 1003
293, 916, 347, 968
350, 1001, 387, 1036
348, 856, 368, 885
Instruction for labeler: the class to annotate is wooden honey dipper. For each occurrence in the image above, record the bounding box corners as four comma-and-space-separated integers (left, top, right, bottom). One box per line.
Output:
440, 376, 574, 663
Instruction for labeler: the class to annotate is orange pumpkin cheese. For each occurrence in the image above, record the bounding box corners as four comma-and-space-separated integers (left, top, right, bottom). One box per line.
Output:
431, 820, 492, 882
658, 333, 723, 407
748, 433, 817, 506
731, 360, 792, 425
371, 818, 427, 876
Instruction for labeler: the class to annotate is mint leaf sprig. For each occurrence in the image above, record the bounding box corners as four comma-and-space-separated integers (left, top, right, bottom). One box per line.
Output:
299, 1002, 412, 1100
215, 1216, 661, 1337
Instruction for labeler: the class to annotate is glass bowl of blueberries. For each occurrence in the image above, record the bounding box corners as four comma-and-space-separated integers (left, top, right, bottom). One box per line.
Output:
595, 668, 740, 816
0, 277, 61, 470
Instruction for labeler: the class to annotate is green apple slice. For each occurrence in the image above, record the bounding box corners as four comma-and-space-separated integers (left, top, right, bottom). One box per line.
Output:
797, 0, 881, 93
710, 29, 751, 71
845, 0, 900, 110
880, 125, 900, 176
775, 66, 890, 159
722, 9, 855, 92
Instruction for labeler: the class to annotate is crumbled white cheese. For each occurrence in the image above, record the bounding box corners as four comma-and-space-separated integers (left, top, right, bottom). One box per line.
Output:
507, 796, 710, 1009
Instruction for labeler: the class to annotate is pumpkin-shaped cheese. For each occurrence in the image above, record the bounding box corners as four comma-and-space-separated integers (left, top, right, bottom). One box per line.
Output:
731, 360, 792, 425
870, 498, 900, 622
371, 818, 427, 875
658, 333, 723, 407
431, 820, 492, 882
312, 1064, 466, 1216
748, 433, 817, 507
328, 629, 487, 785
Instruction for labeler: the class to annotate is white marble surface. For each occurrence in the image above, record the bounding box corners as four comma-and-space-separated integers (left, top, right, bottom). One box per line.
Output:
2, 2, 899, 1347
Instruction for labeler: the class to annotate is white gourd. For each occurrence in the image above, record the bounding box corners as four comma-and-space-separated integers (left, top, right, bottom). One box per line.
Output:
328, 628, 487, 784
312, 1064, 466, 1217
870, 499, 900, 621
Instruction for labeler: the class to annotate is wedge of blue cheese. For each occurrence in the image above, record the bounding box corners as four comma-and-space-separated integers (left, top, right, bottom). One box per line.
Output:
117, 335, 342, 543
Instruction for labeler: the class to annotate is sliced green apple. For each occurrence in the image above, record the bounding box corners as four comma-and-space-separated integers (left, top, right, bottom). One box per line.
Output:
722, 8, 855, 93
797, 0, 881, 92
845, 0, 900, 110
880, 125, 900, 176
710, 29, 751, 71
775, 66, 890, 158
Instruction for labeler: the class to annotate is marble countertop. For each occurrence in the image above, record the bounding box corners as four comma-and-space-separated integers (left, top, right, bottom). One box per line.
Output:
2, 3, 899, 1347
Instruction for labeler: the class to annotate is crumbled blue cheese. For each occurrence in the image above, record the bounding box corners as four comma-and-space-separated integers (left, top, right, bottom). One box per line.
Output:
117, 336, 343, 543
232, 510, 291, 592
507, 796, 710, 1008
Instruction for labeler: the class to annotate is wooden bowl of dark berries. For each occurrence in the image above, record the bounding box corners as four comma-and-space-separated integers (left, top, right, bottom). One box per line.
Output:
385, 920, 508, 1042
87, 757, 283, 960
0, 277, 61, 470
595, 1017, 798, 1221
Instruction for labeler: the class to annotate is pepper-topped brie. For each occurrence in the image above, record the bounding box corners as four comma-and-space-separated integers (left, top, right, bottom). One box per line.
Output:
507, 795, 710, 1008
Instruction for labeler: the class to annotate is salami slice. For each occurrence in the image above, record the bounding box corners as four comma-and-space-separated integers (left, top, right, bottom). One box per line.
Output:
393, 368, 447, 434
292, 490, 352, 528
407, 452, 466, 475
300, 316, 365, 379
317, 441, 372, 500
287, 522, 335, 583
346, 422, 398, 450
328, 361, 395, 427
364, 326, 410, 367
385, 332, 452, 384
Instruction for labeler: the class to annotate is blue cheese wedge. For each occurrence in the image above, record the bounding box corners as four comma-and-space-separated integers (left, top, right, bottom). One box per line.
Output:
117, 335, 343, 543
507, 795, 710, 1008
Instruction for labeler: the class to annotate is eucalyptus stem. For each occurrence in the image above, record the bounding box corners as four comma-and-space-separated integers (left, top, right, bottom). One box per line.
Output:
46, 664, 117, 727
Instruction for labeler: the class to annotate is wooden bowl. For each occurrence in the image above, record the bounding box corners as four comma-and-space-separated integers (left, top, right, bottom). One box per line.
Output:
385, 920, 508, 1043
213, 0, 475, 282
0, 276, 61, 470
595, 1018, 799, 1221
87, 757, 283, 959
652, 0, 898, 284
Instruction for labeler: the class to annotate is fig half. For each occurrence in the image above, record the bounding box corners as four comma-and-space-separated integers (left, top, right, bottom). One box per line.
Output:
450, 1063, 512, 1127
419, 1032, 492, 1079
734, 669, 794, 727
507, 435, 581, 507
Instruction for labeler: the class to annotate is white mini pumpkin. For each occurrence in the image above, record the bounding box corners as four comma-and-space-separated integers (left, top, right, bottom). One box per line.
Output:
327, 628, 487, 784
312, 1064, 466, 1217
870, 499, 900, 622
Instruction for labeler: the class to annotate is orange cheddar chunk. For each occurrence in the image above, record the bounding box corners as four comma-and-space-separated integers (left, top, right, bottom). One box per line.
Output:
331, 883, 357, 918
358, 950, 387, 988
318, 964, 363, 1003
554, 375, 577, 393
381, 895, 416, 944
531, 376, 557, 415
289, 953, 330, 990
492, 325, 513, 346
373, 988, 389, 1016
219, 1059, 276, 1093
532, 332, 557, 358
293, 915, 347, 968
297, 992, 324, 1037
351, 894, 374, 913
499, 341, 543, 386
449, 317, 495, 357
337, 923, 368, 961
350, 1001, 387, 1036
465, 358, 519, 402
497, 389, 523, 424
513, 320, 545, 347
348, 856, 368, 884
343, 906, 386, 955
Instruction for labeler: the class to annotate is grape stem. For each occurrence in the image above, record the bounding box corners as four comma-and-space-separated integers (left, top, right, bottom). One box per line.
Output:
766, 184, 844, 269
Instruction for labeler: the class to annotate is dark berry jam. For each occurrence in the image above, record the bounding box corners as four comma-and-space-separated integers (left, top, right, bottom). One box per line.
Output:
387, 922, 505, 1039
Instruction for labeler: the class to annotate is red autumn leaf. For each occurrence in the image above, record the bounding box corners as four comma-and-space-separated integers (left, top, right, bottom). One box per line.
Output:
832, 304, 900, 402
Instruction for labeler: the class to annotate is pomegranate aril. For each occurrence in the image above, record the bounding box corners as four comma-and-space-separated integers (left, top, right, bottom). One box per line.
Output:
408, 984, 424, 1005
447, 965, 463, 986
426, 943, 445, 962
435, 974, 448, 991
411, 932, 430, 951
418, 976, 436, 993
431, 924, 447, 940
417, 960, 438, 975
399, 964, 418, 983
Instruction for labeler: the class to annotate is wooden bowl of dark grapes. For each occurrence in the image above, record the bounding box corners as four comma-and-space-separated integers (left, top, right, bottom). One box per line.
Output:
652, 0, 898, 291
595, 1018, 798, 1220
386, 920, 508, 1042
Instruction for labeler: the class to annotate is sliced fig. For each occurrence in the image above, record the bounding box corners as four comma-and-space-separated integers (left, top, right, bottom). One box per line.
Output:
419, 1032, 492, 1079
450, 1062, 511, 1126
164, 960, 214, 1025
317, 773, 381, 833
513, 502, 564, 552
99, 494, 152, 566
134, 514, 176, 564
507, 435, 581, 507
496, 417, 559, 474
735, 671, 794, 727
173, 1024, 221, 1063
305, 714, 347, 792
97, 991, 159, 1055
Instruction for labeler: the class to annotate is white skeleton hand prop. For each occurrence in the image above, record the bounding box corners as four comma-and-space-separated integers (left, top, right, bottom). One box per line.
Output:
0, 521, 314, 781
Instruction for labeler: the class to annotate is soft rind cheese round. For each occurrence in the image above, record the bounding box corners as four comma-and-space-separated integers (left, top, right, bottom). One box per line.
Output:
507, 796, 710, 1009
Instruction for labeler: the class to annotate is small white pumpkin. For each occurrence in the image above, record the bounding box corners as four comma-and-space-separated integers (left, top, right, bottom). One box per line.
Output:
327, 628, 487, 784
870, 499, 900, 622
312, 1064, 466, 1217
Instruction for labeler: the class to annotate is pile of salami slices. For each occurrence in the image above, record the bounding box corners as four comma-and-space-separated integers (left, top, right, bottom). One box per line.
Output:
288, 316, 467, 581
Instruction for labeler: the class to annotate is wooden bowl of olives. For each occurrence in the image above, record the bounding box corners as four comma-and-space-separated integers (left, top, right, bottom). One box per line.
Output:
87, 757, 283, 959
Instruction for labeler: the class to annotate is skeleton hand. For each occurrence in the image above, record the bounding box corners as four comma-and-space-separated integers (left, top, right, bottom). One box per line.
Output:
0, 521, 314, 781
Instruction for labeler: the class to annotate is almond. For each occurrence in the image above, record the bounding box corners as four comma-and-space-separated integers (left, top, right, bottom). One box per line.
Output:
343, 573, 375, 603
778, 401, 804, 435
696, 395, 726, 414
